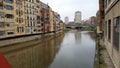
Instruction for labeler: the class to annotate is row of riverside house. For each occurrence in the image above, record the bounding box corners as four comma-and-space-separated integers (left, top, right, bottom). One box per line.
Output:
97, 0, 120, 68
0, 0, 65, 39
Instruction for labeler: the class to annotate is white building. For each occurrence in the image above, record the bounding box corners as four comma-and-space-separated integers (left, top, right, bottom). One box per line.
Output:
74, 11, 82, 23
64, 16, 69, 24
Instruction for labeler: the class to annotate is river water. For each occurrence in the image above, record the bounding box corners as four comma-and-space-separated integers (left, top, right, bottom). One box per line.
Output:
0, 31, 96, 68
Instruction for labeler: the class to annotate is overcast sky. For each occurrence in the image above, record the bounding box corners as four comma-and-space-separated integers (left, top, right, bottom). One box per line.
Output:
41, 0, 99, 21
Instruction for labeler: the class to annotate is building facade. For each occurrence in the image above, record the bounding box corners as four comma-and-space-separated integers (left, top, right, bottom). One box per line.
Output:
103, 0, 120, 68
90, 16, 97, 27
36, 0, 42, 34
97, 0, 104, 34
40, 2, 49, 33
49, 8, 54, 32
74, 11, 82, 23
53, 12, 61, 32
0, 0, 63, 39
96, 11, 102, 33
0, 0, 16, 39
25, 0, 37, 35
15, 0, 25, 36
59, 21, 65, 30
64, 16, 69, 24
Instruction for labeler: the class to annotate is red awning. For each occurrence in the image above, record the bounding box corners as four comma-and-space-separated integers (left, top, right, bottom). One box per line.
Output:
0, 52, 11, 68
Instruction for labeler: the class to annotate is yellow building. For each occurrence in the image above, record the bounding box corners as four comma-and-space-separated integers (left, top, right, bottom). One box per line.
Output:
0, 1, 5, 38
15, 0, 25, 36
59, 21, 65, 31
0, 0, 15, 39
49, 7, 54, 32
0, 0, 63, 39
36, 0, 42, 34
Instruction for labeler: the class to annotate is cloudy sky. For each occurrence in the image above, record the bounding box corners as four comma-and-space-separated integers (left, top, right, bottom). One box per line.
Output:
41, 0, 99, 21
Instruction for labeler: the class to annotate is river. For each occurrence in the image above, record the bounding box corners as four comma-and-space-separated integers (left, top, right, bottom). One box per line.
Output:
0, 31, 96, 68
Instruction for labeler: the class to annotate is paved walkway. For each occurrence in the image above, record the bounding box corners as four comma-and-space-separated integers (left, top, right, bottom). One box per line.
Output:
100, 39, 115, 68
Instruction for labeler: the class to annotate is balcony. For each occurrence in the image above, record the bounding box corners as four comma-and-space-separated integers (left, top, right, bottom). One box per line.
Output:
0, 3, 3, 10
4, 9, 14, 14
4, 0, 14, 4
0, 22, 5, 28
5, 18, 14, 22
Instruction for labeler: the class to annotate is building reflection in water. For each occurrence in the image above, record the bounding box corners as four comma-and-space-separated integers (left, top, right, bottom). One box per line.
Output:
87, 32, 96, 40
80, 31, 96, 41
74, 31, 82, 43
1, 34, 64, 68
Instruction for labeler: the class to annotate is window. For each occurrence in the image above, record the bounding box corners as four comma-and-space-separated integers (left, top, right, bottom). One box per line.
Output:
16, 10, 19, 15
7, 31, 14, 35
34, 29, 36, 32
17, 27, 24, 33
30, 22, 33, 26
41, 23, 43, 26
113, 17, 120, 51
33, 22, 35, 26
16, 1, 22, 7
5, 5, 14, 10
22, 27, 24, 32
37, 16, 40, 20
0, 31, 5, 36
27, 22, 29, 27
108, 19, 111, 42
16, 9, 23, 16
28, 21, 31, 27
4, 0, 13, 4
0, 3, 3, 9
37, 21, 41, 24
26, 28, 30, 33
6, 22, 14, 27
0, 22, 5, 27
27, 9, 28, 13
38, 29, 41, 32
27, 16, 29, 19
25, 3, 28, 7
21, 10, 23, 15
0, 13, 4, 22
5, 14, 14, 19
16, 18, 23, 23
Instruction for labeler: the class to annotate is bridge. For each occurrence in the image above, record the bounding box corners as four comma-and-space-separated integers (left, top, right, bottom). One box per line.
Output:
65, 23, 87, 29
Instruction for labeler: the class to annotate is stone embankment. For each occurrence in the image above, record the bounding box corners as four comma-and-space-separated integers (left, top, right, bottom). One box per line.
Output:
0, 31, 63, 47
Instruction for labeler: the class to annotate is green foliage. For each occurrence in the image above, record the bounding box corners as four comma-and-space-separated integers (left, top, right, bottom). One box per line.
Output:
64, 28, 71, 32
83, 27, 96, 32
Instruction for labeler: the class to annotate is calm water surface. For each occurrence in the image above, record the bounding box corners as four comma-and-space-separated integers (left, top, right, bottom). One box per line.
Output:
0, 31, 96, 68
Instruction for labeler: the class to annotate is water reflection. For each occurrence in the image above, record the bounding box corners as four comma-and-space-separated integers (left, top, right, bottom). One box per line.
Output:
0, 34, 64, 68
0, 31, 96, 68
49, 31, 96, 68
75, 31, 82, 43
